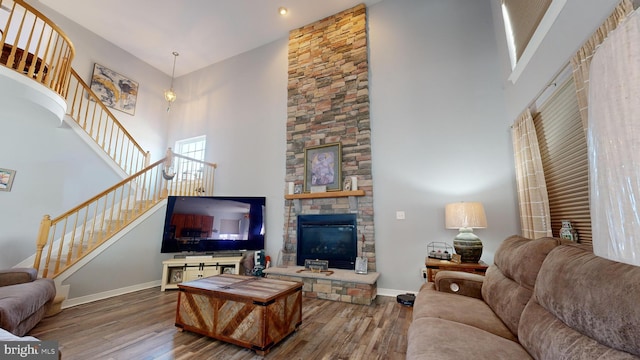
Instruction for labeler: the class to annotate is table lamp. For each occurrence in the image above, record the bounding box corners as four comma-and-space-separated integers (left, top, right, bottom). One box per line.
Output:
445, 202, 487, 263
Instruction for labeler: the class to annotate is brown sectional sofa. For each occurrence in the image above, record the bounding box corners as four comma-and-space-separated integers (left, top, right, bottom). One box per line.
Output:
0, 268, 56, 336
407, 235, 640, 359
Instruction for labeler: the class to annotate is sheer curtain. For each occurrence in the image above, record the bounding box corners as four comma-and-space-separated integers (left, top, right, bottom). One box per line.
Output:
589, 9, 640, 266
571, 0, 633, 130
512, 109, 552, 239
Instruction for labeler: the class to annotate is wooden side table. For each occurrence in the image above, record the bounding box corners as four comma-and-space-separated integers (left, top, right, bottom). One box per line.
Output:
425, 258, 489, 282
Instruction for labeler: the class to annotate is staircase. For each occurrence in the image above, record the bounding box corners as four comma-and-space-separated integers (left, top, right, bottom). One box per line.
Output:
1, 1, 217, 291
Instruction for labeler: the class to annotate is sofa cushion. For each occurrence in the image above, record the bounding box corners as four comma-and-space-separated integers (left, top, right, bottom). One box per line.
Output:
407, 317, 532, 360
413, 284, 516, 341
481, 235, 567, 337
0, 268, 37, 287
519, 244, 640, 359
0, 278, 55, 336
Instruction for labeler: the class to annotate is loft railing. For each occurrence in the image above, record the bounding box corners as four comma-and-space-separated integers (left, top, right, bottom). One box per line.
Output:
65, 69, 149, 175
1, 1, 146, 176
0, 0, 74, 96
33, 151, 217, 279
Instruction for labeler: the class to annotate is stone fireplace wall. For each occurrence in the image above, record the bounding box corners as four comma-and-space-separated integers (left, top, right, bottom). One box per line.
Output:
284, 4, 375, 271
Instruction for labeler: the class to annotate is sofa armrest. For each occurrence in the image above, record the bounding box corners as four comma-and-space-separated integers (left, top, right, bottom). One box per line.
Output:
0, 268, 37, 287
434, 270, 485, 299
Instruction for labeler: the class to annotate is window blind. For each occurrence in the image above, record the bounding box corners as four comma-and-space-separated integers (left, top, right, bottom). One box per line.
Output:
532, 77, 591, 246
503, 0, 552, 61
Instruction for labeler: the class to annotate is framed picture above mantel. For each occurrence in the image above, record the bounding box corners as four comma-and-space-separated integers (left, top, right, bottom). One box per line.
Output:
303, 142, 342, 193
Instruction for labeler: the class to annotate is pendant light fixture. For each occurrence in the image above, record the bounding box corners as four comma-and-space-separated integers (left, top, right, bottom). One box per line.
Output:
164, 51, 179, 112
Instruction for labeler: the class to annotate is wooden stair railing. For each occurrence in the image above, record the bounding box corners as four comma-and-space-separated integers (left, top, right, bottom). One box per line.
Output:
0, 1, 218, 280
33, 151, 217, 279
64, 69, 150, 175
0, 0, 74, 97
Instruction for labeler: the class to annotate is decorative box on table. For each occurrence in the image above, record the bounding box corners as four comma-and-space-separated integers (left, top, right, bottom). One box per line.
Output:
427, 242, 453, 261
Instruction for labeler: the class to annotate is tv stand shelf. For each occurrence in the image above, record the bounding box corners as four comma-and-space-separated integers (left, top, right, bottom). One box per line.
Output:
161, 256, 244, 291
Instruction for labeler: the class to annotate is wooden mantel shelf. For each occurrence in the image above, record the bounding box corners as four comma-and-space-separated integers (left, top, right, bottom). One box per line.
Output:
285, 190, 365, 200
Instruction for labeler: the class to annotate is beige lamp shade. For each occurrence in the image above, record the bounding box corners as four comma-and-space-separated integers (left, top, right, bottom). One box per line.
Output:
445, 202, 487, 263
445, 202, 487, 229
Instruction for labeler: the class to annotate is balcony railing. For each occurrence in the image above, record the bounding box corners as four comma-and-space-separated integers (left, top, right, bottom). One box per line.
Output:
1, 1, 148, 176
33, 150, 217, 279
0, 0, 74, 96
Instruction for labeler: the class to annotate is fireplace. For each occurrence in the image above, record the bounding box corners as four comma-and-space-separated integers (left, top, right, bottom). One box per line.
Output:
297, 214, 357, 270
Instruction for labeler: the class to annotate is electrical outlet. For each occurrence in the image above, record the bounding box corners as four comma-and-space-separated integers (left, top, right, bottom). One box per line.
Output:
396, 211, 405, 220
421, 268, 428, 279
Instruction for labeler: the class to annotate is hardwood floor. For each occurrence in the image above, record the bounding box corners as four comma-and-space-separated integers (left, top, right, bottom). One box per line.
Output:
29, 287, 412, 359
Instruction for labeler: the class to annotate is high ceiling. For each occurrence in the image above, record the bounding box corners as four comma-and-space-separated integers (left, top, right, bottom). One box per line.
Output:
36, 0, 382, 77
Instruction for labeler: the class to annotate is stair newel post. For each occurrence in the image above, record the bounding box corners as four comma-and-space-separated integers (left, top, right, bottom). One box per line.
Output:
33, 215, 52, 274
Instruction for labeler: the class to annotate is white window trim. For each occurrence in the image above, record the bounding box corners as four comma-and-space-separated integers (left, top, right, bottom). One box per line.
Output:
507, 0, 568, 84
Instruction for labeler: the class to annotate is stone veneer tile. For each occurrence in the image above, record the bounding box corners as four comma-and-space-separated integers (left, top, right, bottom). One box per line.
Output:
285, 3, 376, 272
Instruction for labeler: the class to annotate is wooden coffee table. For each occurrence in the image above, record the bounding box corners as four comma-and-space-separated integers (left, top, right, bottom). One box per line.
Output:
175, 274, 303, 355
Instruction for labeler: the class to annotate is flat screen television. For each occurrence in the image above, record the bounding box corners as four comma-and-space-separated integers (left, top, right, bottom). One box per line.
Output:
160, 196, 265, 254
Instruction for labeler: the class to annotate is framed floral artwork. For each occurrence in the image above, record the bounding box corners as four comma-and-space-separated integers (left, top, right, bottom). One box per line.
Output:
303, 142, 342, 192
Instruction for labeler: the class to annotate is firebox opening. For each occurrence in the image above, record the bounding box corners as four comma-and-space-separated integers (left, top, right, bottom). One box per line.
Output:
297, 214, 357, 270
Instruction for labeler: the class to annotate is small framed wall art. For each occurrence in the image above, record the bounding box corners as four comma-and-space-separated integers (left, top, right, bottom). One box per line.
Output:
90, 63, 139, 115
0, 168, 16, 192
304, 142, 342, 193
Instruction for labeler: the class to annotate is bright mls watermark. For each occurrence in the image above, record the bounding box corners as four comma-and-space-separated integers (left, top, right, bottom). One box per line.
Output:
1, 341, 58, 359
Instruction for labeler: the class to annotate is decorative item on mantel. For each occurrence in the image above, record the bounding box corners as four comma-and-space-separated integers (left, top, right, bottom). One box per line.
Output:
343, 177, 352, 191
427, 242, 453, 260
445, 202, 488, 263
559, 220, 579, 242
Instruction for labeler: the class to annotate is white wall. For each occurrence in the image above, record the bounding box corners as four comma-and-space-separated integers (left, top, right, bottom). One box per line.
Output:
1, 0, 623, 297
0, 81, 122, 269
167, 0, 517, 293
167, 0, 622, 293
368, 0, 518, 292
167, 38, 289, 270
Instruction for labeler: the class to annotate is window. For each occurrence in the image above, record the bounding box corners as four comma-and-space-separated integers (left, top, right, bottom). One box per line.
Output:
174, 136, 206, 181
532, 76, 591, 245
501, 0, 552, 66
502, 0, 567, 83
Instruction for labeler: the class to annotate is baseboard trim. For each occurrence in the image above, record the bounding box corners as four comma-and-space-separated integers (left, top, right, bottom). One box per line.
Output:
62, 280, 161, 309
61, 283, 413, 309
377, 288, 418, 298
